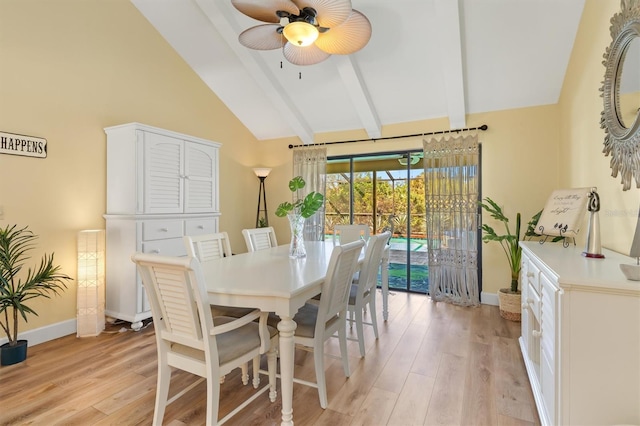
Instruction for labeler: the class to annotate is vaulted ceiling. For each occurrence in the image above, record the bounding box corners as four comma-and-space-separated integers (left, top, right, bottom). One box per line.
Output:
131, 0, 586, 145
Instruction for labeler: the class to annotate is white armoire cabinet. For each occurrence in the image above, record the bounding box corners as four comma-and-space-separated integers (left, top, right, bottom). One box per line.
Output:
519, 241, 640, 426
104, 123, 221, 329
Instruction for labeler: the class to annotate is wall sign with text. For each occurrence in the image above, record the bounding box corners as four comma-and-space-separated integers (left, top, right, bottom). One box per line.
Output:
0, 131, 47, 158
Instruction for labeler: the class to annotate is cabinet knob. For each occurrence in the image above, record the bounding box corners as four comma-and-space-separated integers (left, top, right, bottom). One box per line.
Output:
527, 298, 534, 304
532, 330, 542, 338
197, 225, 204, 229
521, 303, 528, 309
527, 272, 535, 277
151, 249, 160, 254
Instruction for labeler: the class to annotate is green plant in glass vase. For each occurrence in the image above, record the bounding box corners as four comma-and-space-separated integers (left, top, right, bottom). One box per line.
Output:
275, 176, 324, 258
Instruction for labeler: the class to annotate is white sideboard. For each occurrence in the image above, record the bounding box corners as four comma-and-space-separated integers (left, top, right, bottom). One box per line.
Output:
104, 123, 221, 329
519, 241, 640, 426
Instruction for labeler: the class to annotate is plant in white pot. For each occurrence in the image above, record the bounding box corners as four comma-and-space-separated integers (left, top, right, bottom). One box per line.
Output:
0, 224, 72, 365
479, 198, 547, 321
275, 176, 324, 258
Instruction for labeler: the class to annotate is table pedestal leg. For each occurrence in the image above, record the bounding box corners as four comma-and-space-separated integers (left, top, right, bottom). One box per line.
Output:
277, 316, 297, 426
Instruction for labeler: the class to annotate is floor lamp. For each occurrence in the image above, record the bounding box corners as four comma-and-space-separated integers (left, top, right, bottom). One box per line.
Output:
77, 229, 105, 337
253, 167, 271, 227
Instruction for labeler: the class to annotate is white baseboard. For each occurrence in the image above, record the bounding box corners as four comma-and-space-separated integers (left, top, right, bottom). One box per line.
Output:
481, 292, 499, 306
0, 319, 76, 347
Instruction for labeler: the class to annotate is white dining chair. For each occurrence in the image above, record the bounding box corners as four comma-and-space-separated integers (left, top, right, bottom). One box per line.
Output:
184, 232, 260, 387
291, 239, 365, 409
131, 253, 278, 426
308, 223, 370, 305
185, 231, 233, 259
333, 224, 370, 244
346, 231, 391, 357
242, 227, 278, 252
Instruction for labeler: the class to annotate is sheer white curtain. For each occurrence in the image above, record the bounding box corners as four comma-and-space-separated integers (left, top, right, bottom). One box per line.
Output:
423, 134, 480, 306
293, 146, 327, 241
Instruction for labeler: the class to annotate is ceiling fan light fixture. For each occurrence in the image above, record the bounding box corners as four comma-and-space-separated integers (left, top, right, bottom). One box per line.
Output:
233, 0, 371, 65
282, 21, 319, 46
283, 42, 330, 65
398, 154, 422, 166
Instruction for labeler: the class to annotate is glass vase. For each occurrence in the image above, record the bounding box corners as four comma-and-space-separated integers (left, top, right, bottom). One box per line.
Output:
287, 212, 306, 259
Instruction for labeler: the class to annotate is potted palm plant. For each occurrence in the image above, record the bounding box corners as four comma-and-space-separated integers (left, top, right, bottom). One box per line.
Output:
275, 176, 324, 258
479, 198, 545, 321
0, 224, 72, 365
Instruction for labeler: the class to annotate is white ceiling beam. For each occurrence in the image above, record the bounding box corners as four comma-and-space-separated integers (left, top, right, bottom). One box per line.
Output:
194, 0, 315, 144
334, 55, 382, 139
434, 0, 466, 129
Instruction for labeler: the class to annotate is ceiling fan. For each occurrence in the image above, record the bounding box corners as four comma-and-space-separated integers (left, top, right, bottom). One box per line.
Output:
231, 0, 372, 66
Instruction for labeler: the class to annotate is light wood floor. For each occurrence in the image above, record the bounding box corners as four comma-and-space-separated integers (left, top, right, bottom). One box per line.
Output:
0, 292, 540, 426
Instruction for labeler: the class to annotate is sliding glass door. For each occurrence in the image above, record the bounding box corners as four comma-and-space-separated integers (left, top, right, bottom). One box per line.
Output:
325, 151, 428, 293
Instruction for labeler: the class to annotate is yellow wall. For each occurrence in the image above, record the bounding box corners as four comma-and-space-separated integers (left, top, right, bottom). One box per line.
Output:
0, 0, 260, 334
0, 0, 628, 336
559, 0, 640, 253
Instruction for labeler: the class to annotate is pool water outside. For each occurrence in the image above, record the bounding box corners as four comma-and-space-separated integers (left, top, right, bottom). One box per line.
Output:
326, 235, 430, 294
386, 237, 429, 294
382, 263, 429, 294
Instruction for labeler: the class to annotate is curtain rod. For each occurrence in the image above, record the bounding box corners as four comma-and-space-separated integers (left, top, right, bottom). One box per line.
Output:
288, 124, 488, 149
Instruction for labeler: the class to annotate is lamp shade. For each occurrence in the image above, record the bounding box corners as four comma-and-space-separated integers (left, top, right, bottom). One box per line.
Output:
282, 21, 319, 47
77, 229, 105, 337
253, 167, 272, 178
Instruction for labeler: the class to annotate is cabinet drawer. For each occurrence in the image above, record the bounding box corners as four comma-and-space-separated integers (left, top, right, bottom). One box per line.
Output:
185, 218, 217, 236
142, 220, 183, 241
527, 282, 541, 322
525, 260, 541, 296
142, 237, 186, 256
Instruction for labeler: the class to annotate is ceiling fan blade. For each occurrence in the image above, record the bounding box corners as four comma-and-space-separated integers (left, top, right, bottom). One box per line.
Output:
232, 0, 300, 23
292, 0, 352, 28
315, 9, 371, 55
239, 24, 286, 50
283, 43, 331, 65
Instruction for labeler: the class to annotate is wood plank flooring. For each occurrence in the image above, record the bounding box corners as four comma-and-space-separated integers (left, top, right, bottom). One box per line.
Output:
0, 292, 540, 425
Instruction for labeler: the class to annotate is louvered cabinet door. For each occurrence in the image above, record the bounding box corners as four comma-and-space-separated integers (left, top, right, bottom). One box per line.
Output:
143, 132, 184, 214
184, 141, 217, 213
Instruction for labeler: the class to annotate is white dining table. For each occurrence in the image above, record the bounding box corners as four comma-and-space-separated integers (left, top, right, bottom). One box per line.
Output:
201, 240, 389, 426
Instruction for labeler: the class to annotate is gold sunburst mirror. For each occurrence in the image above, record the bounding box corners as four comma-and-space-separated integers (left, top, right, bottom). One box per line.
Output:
601, 0, 640, 190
